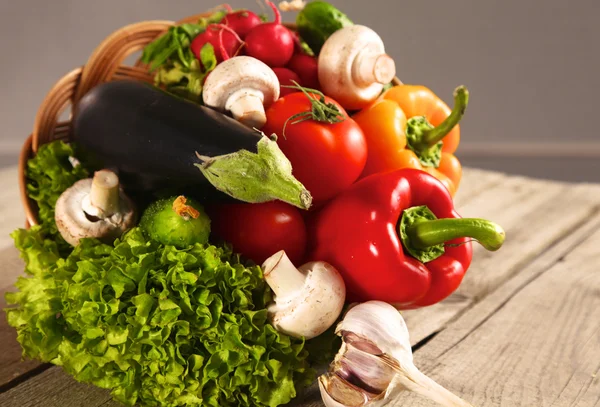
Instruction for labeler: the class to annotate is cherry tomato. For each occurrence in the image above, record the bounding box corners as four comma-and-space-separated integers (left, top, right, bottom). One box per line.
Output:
261, 92, 367, 203
206, 201, 307, 265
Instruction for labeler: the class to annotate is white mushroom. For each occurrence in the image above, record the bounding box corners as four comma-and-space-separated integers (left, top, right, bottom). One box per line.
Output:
318, 25, 397, 110
262, 250, 346, 339
55, 169, 136, 246
202, 56, 280, 129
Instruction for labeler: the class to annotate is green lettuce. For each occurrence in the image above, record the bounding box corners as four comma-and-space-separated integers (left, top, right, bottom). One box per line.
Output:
6, 227, 315, 406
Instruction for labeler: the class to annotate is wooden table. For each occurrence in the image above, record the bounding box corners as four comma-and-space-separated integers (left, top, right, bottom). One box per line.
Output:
1, 167, 599, 406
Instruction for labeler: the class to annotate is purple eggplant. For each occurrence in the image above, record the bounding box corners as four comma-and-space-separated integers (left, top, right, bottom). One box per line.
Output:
72, 80, 311, 209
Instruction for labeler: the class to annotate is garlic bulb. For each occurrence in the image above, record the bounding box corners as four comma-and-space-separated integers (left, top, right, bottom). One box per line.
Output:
319, 301, 473, 407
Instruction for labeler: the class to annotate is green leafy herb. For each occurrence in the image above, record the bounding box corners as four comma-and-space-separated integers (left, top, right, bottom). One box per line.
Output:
142, 14, 223, 102
141, 10, 225, 72
25, 140, 89, 255
198, 10, 229, 32
154, 59, 205, 102
6, 227, 316, 406
199, 42, 218, 72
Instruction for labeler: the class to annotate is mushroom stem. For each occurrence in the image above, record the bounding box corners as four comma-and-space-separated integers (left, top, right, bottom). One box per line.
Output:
225, 88, 267, 128
262, 250, 307, 298
352, 50, 396, 86
85, 170, 120, 218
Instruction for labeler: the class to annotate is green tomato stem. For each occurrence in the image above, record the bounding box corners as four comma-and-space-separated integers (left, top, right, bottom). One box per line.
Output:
418, 86, 469, 149
406, 217, 505, 252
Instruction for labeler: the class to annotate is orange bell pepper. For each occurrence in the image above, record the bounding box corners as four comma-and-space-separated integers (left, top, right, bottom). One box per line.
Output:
352, 85, 468, 196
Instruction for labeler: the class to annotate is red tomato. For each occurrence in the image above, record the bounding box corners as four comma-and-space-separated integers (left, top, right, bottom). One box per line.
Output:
206, 201, 307, 265
262, 92, 368, 203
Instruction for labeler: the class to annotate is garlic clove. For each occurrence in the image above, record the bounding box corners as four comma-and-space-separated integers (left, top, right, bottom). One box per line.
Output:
319, 374, 379, 407
321, 301, 474, 407
336, 301, 413, 364
335, 344, 396, 394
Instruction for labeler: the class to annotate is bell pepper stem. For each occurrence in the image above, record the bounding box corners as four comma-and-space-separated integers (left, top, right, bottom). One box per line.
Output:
420, 86, 469, 148
406, 217, 505, 252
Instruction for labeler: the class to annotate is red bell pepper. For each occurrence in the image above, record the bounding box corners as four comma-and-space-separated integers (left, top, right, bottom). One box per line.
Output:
307, 169, 505, 309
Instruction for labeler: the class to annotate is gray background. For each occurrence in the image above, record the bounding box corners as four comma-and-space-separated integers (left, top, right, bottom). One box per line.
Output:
0, 0, 598, 181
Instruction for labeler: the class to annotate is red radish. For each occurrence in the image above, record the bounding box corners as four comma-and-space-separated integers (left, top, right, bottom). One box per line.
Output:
190, 24, 243, 65
223, 10, 262, 39
272, 67, 302, 97
245, 1, 295, 67
287, 53, 320, 90
290, 31, 308, 55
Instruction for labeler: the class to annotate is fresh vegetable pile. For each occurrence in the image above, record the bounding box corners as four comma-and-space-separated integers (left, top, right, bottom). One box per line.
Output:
6, 2, 507, 407
8, 227, 314, 407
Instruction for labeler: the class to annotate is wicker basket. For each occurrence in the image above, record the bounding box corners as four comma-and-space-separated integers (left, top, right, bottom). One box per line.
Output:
18, 11, 400, 228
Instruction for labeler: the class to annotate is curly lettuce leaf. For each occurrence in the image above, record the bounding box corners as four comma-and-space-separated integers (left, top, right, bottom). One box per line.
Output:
25, 140, 89, 254
6, 227, 315, 407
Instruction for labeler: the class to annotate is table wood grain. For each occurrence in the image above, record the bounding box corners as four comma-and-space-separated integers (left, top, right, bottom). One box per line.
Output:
1, 166, 599, 406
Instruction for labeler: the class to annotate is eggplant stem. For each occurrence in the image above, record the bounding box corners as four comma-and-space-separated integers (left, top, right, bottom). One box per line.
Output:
194, 137, 313, 209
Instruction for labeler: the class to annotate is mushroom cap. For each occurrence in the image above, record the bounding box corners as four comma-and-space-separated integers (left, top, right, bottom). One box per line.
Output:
202, 56, 280, 110
267, 261, 346, 339
318, 25, 395, 110
55, 178, 136, 246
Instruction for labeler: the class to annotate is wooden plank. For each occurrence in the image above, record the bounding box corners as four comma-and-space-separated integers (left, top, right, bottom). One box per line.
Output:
403, 176, 600, 344
402, 293, 472, 346
453, 167, 507, 208
0, 247, 42, 389
0, 367, 115, 407
456, 181, 600, 299
388, 212, 600, 406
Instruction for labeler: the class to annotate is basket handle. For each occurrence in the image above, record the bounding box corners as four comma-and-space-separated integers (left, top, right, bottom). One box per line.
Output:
31, 67, 83, 153
74, 20, 175, 103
